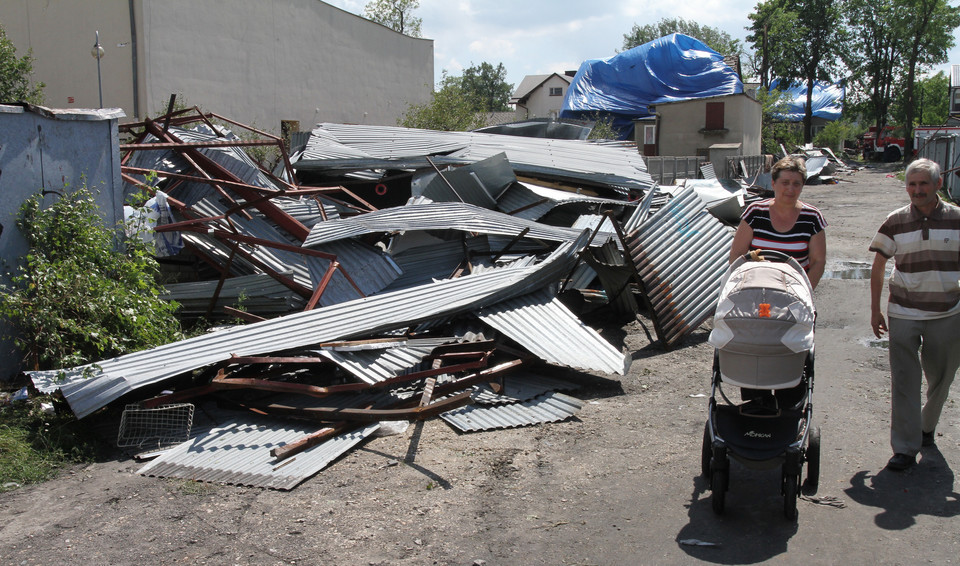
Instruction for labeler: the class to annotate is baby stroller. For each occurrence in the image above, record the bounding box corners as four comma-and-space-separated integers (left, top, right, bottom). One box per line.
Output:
701, 250, 821, 520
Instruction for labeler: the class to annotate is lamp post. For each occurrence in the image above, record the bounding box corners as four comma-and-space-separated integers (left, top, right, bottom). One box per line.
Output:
91, 30, 104, 108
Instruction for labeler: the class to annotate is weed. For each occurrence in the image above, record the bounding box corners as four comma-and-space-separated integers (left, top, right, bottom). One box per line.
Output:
0, 393, 104, 492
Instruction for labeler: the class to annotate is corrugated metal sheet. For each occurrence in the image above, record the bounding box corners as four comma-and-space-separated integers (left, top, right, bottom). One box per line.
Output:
383, 236, 492, 292
272, 195, 342, 228
312, 337, 452, 384
30, 232, 591, 418
296, 123, 655, 193
302, 201, 594, 248
441, 391, 584, 432
161, 272, 306, 316
497, 181, 640, 221
413, 152, 514, 208
626, 186, 733, 347
137, 416, 380, 490
476, 288, 628, 375
471, 371, 581, 404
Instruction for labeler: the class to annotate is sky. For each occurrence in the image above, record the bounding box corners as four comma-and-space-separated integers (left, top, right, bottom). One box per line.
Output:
324, 0, 960, 93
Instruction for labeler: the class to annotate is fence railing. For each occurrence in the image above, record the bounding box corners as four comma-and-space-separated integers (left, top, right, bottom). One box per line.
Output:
644, 156, 705, 185
918, 134, 960, 201
644, 155, 770, 185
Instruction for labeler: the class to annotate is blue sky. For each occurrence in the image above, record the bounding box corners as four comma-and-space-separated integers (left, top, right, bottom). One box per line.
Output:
324, 0, 959, 92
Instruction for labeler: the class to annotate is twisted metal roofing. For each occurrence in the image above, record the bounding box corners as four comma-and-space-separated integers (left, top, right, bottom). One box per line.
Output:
137, 417, 380, 490
626, 186, 733, 347
476, 289, 628, 375
30, 232, 591, 418
297, 123, 655, 192
302, 201, 593, 248
441, 391, 584, 432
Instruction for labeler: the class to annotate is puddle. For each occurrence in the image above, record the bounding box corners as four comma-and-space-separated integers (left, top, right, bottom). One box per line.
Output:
859, 337, 889, 349
821, 260, 872, 280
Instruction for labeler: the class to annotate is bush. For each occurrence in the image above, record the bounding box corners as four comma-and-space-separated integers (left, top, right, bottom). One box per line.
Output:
813, 119, 866, 153
0, 185, 183, 372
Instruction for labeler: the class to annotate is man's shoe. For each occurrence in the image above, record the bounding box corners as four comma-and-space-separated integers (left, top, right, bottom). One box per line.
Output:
922, 430, 936, 447
886, 453, 916, 471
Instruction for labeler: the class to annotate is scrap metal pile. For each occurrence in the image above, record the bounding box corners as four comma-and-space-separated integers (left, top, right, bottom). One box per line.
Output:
29, 108, 734, 490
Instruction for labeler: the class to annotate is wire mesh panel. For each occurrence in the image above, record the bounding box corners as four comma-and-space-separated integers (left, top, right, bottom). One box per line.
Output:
117, 403, 195, 450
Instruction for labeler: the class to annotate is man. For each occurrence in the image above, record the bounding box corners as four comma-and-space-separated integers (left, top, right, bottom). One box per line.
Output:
870, 158, 960, 471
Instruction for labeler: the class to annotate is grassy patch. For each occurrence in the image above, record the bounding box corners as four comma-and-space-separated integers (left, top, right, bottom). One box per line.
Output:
0, 391, 104, 492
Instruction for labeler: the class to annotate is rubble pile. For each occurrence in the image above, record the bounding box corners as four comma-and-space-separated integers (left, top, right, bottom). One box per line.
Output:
28, 108, 735, 489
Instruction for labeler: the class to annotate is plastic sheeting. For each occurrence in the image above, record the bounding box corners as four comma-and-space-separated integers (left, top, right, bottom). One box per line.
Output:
559, 34, 743, 139
769, 79, 844, 122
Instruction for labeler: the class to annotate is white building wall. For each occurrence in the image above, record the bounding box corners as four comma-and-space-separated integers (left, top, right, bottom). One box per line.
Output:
524, 75, 571, 119
1, 0, 433, 133
655, 95, 761, 157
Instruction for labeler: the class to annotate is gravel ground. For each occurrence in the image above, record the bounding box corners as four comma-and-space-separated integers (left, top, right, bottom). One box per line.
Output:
2, 162, 959, 566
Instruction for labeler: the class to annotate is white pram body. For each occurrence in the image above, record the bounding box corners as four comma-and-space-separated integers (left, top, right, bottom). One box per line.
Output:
708, 252, 815, 391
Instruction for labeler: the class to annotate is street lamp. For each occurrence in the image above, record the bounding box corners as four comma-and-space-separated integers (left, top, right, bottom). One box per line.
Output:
91, 30, 104, 108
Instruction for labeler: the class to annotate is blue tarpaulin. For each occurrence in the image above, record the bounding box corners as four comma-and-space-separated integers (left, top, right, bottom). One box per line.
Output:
559, 33, 743, 139
769, 80, 844, 121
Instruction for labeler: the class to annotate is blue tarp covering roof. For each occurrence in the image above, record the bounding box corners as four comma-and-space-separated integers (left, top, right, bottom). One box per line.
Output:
770, 80, 844, 121
559, 33, 743, 139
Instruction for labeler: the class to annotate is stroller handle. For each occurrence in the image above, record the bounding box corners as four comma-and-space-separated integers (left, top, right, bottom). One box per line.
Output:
743, 249, 793, 263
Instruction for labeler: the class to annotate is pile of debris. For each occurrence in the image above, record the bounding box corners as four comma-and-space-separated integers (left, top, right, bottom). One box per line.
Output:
28, 108, 735, 490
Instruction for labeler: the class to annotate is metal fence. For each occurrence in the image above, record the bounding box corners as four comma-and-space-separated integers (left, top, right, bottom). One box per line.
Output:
726, 155, 769, 181
644, 154, 769, 185
644, 156, 705, 185
918, 134, 960, 201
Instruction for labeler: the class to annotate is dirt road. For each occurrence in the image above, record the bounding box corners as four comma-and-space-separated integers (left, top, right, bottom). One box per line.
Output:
2, 163, 958, 566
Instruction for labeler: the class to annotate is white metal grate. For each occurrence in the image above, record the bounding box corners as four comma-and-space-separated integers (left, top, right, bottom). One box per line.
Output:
117, 403, 195, 449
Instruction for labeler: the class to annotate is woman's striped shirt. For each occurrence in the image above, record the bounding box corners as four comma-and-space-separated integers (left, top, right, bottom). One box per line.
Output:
741, 199, 827, 269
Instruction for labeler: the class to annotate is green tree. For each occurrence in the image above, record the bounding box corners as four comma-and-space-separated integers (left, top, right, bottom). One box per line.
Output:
364, 0, 422, 37
898, 0, 960, 159
0, 23, 44, 103
842, 0, 906, 147
916, 71, 950, 125
0, 186, 182, 372
398, 73, 486, 131
757, 88, 803, 155
622, 17, 743, 56
459, 62, 513, 112
748, 0, 847, 144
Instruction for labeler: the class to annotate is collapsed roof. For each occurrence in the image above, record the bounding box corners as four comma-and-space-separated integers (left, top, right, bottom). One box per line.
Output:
560, 33, 744, 138
26, 107, 734, 489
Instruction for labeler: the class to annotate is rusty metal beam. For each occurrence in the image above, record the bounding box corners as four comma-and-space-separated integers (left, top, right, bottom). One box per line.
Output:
141, 118, 310, 242
257, 390, 473, 423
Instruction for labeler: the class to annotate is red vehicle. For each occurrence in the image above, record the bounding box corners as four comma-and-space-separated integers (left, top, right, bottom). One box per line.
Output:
859, 126, 906, 162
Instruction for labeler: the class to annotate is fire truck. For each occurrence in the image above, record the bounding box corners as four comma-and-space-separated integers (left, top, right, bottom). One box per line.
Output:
859, 126, 907, 162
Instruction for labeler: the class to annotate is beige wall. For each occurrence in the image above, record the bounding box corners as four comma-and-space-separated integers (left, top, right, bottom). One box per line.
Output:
521, 75, 570, 119
654, 95, 761, 157
1, 0, 433, 133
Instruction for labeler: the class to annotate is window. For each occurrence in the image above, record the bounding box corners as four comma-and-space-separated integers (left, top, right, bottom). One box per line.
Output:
643, 125, 656, 145
549, 87, 563, 96
705, 102, 725, 130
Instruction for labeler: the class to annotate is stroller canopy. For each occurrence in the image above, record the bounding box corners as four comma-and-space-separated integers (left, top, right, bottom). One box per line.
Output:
708, 256, 815, 389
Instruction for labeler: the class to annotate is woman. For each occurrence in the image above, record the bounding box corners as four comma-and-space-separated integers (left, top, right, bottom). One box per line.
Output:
730, 155, 827, 289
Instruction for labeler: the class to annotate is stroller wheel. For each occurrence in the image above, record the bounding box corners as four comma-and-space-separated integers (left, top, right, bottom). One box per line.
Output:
783, 472, 799, 521
701, 422, 711, 478
803, 426, 821, 495
711, 469, 727, 514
